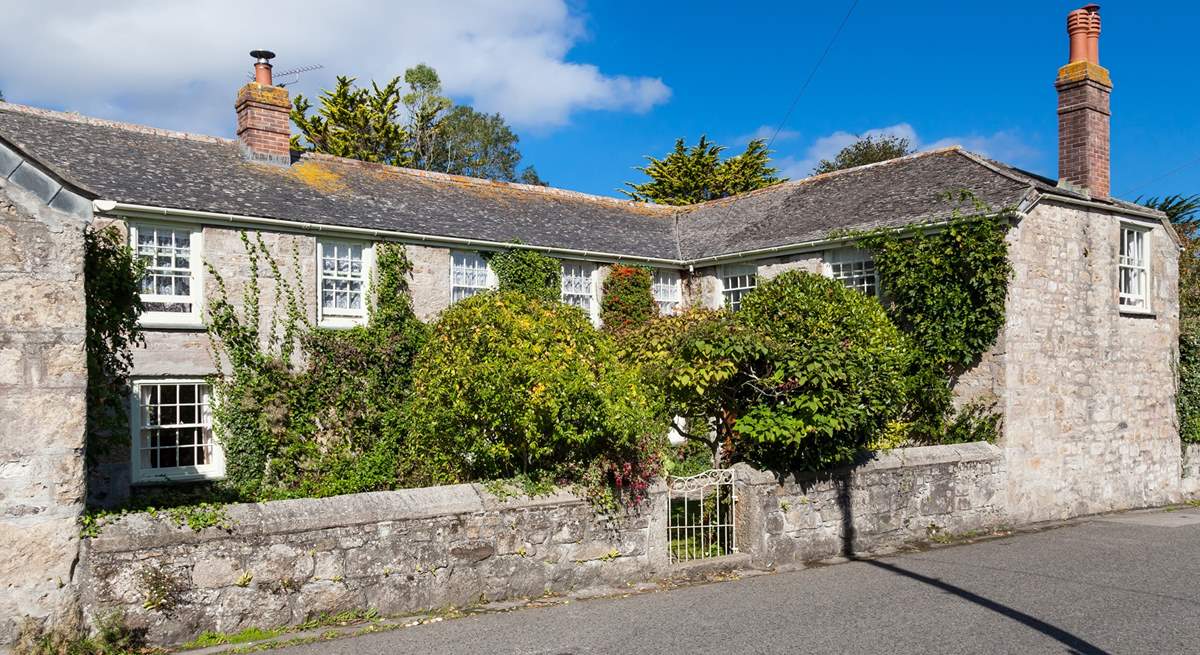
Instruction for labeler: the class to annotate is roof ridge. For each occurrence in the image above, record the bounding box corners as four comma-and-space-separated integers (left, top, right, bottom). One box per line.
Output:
300, 151, 675, 213
0, 101, 235, 145
675, 146, 967, 213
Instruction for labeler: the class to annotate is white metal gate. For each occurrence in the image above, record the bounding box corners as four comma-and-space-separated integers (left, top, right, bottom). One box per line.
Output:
666, 468, 737, 562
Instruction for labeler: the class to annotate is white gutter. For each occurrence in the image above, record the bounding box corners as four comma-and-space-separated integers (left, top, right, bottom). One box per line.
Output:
92, 200, 1028, 270
93, 200, 687, 266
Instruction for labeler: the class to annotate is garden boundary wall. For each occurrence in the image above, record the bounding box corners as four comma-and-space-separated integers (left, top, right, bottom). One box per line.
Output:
77, 443, 1006, 646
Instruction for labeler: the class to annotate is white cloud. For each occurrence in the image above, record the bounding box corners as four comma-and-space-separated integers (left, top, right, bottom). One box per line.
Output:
0, 0, 670, 135
735, 124, 801, 145
775, 123, 1039, 180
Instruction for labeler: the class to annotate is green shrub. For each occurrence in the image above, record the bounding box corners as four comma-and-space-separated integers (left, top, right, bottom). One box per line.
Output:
734, 270, 913, 471
404, 291, 663, 504
1180, 317, 1200, 444
487, 248, 560, 301
600, 264, 656, 332
615, 307, 766, 468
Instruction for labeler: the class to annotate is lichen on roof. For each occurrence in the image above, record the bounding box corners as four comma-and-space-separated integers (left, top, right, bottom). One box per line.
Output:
289, 160, 348, 194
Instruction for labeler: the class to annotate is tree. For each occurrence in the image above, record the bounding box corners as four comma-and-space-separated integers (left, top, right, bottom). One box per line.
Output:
1139, 194, 1200, 235
616, 308, 766, 468
430, 106, 523, 182
290, 76, 409, 165
812, 134, 914, 175
292, 65, 544, 184
402, 64, 453, 171
622, 136, 783, 205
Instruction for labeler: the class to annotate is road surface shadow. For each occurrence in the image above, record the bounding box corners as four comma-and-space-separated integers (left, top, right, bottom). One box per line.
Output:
855, 558, 1109, 655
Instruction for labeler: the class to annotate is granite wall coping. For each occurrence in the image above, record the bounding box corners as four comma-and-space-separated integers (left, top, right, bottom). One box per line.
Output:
732, 442, 1002, 486
86, 480, 670, 554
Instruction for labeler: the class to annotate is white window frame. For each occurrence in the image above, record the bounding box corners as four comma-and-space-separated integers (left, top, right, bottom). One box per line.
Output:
317, 239, 373, 328
720, 264, 758, 311
652, 268, 683, 315
1118, 223, 1152, 313
560, 260, 599, 324
825, 247, 880, 298
129, 378, 224, 484
449, 250, 497, 303
129, 222, 204, 328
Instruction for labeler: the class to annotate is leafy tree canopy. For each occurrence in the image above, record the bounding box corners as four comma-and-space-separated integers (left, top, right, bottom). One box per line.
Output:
291, 65, 543, 184
1138, 193, 1200, 236
622, 136, 783, 205
812, 134, 914, 175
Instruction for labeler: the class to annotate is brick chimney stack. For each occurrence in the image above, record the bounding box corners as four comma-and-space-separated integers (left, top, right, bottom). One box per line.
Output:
1056, 4, 1111, 199
236, 50, 292, 165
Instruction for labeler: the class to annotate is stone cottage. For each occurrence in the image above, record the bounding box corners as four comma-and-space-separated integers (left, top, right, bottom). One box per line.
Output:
0, 4, 1184, 644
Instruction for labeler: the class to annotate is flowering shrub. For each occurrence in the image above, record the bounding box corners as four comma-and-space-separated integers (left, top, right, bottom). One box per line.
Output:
404, 291, 663, 507
600, 264, 656, 332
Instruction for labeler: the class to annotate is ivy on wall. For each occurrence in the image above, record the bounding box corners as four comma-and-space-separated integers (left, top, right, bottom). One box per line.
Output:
851, 192, 1014, 443
600, 264, 656, 332
84, 224, 144, 462
487, 248, 560, 302
206, 234, 429, 500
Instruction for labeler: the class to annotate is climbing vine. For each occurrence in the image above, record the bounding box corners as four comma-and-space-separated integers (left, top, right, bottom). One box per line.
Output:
486, 248, 560, 301
83, 224, 144, 462
206, 233, 428, 500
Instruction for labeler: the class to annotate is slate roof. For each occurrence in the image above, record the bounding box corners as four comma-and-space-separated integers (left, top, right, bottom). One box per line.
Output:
0, 102, 1146, 263
0, 104, 679, 260
674, 148, 1050, 260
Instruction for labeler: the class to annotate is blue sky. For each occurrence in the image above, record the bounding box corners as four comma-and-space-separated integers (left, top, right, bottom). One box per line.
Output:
2, 1, 1196, 202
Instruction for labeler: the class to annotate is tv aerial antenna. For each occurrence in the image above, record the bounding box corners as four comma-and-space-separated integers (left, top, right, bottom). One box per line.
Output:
245, 63, 324, 87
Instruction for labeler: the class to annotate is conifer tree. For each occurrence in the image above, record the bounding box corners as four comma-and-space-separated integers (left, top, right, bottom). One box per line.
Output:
622, 136, 783, 205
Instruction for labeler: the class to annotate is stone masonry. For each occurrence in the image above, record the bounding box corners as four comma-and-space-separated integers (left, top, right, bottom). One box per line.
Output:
80, 483, 669, 645
735, 443, 1007, 568
0, 161, 91, 644
1001, 199, 1180, 521
79, 444, 1001, 647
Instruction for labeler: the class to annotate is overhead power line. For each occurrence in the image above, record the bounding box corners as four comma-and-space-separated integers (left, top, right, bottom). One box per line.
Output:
1120, 154, 1200, 197
766, 0, 861, 149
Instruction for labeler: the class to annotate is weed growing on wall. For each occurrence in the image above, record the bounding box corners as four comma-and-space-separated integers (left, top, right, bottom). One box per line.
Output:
600, 264, 656, 332
487, 248, 560, 301
83, 224, 144, 463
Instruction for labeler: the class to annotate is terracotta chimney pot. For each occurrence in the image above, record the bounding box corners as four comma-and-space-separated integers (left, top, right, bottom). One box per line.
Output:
1056, 5, 1112, 200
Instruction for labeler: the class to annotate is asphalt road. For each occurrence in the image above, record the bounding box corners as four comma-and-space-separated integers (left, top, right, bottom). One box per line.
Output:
279, 507, 1200, 654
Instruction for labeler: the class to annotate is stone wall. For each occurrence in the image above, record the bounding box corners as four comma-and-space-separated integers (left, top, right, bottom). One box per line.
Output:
735, 443, 1007, 567
1001, 199, 1181, 522
0, 156, 91, 645
79, 484, 669, 645
77, 443, 1003, 646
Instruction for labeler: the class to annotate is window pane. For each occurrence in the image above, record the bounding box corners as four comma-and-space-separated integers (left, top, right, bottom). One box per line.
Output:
132, 225, 196, 313
136, 382, 213, 473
